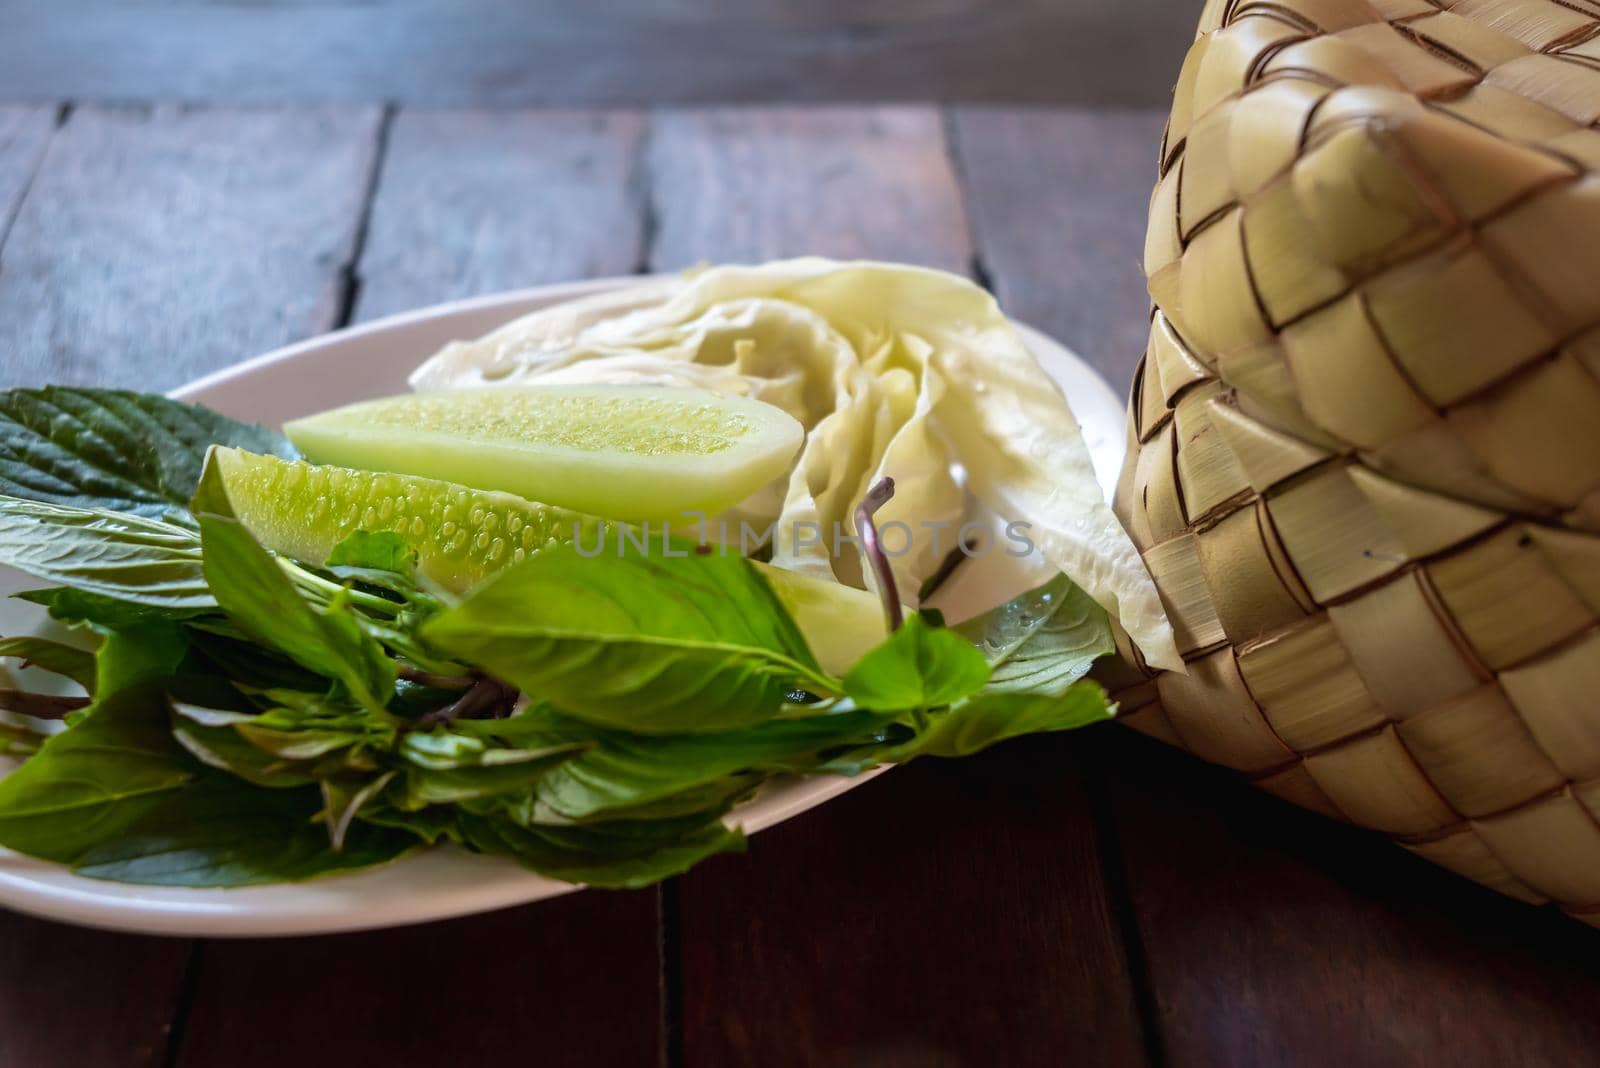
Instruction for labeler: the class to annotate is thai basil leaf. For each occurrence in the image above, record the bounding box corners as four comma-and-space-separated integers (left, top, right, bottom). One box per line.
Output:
321, 772, 397, 852
183, 628, 329, 692
68, 775, 416, 887
14, 586, 209, 629
390, 729, 582, 808
535, 709, 892, 821
455, 808, 745, 890
194, 504, 395, 712
0, 683, 415, 885
841, 612, 990, 711
0, 387, 294, 525
0, 495, 213, 607
0, 635, 96, 690
171, 714, 317, 788
95, 622, 188, 698
326, 530, 417, 578
955, 573, 1114, 696
877, 683, 1114, 762
426, 541, 834, 734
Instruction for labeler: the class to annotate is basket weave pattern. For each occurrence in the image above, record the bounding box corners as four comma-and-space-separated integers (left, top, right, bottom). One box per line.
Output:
1110, 0, 1600, 921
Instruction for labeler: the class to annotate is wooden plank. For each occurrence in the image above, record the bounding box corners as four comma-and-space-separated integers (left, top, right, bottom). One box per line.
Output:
0, 913, 191, 1068
174, 891, 663, 1068
0, 6, 1195, 109
0, 104, 382, 390
953, 107, 1167, 393
178, 109, 667, 1066
652, 113, 1147, 1062
1104, 728, 1600, 1067
678, 738, 1150, 1066
0, 106, 55, 243
353, 109, 648, 323
649, 107, 973, 274
0, 104, 381, 1068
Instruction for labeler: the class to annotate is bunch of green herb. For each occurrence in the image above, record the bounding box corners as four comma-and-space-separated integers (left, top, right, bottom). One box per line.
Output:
0, 387, 1116, 889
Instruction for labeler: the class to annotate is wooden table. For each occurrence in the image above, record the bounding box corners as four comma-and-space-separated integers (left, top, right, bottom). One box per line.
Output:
2, 102, 1600, 1068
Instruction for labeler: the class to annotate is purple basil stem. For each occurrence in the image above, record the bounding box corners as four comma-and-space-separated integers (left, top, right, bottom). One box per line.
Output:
854, 477, 904, 632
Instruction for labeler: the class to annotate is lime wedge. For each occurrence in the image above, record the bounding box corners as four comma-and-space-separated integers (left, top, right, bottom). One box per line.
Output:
208, 446, 596, 595
282, 385, 804, 522
207, 447, 885, 674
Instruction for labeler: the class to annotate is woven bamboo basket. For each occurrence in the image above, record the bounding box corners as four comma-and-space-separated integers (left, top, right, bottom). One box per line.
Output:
1105, 0, 1600, 923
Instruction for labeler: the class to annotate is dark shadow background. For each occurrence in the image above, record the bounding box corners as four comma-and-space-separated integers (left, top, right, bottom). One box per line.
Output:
0, 0, 1196, 106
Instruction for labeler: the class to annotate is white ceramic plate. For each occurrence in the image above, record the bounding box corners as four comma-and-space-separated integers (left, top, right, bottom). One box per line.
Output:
0, 277, 1128, 937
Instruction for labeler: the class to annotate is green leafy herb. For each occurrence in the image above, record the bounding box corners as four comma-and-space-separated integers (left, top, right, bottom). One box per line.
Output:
426, 540, 835, 733
0, 683, 415, 885
0, 387, 294, 525
0, 635, 97, 691
194, 500, 395, 712
15, 586, 207, 630
881, 684, 1115, 760
956, 573, 1114, 696
455, 809, 745, 890
841, 612, 990, 710
0, 495, 213, 607
326, 530, 417, 578
534, 708, 893, 821
94, 622, 189, 698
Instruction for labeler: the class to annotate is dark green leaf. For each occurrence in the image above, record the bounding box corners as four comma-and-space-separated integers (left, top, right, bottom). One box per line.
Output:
455, 809, 745, 890
15, 586, 208, 630
878, 683, 1114, 762
841, 612, 990, 711
326, 530, 416, 578
0, 682, 416, 884
94, 622, 188, 698
391, 729, 582, 808
0, 387, 294, 525
68, 775, 417, 887
183, 628, 329, 692
169, 696, 316, 788
195, 508, 395, 712
0, 636, 96, 690
321, 772, 397, 851
955, 574, 1114, 696
426, 540, 832, 734
536, 709, 892, 821
0, 496, 212, 607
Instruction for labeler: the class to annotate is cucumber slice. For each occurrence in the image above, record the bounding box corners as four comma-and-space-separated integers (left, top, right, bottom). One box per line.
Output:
283, 385, 803, 522
207, 447, 884, 675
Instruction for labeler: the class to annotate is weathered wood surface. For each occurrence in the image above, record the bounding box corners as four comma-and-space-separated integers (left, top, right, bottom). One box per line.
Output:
649, 107, 1148, 1067
676, 736, 1150, 1067
649, 107, 972, 274
0, 4, 1194, 109
174, 891, 663, 1068
0, 914, 191, 1068
1104, 730, 1600, 1068
0, 106, 54, 243
0, 105, 382, 389
2, 103, 1600, 1068
354, 110, 649, 323
955, 107, 1166, 393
